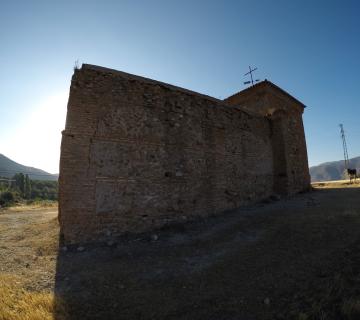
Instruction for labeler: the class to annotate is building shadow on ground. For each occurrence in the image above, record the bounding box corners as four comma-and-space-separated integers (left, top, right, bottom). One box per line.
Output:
54, 186, 360, 320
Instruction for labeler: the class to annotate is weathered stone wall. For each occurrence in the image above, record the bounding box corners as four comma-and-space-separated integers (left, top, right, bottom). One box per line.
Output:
224, 81, 310, 195
59, 65, 309, 244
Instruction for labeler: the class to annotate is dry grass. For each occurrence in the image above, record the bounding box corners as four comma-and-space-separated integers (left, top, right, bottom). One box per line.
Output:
0, 274, 68, 320
312, 180, 360, 189
0, 208, 60, 319
0, 210, 59, 255
2, 201, 58, 214
22, 217, 60, 256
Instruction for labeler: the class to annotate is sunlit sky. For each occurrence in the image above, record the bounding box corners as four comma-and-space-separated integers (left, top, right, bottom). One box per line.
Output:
1, 0, 360, 173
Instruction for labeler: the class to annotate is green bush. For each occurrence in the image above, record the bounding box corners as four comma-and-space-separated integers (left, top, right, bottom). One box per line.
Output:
0, 191, 15, 206
30, 180, 58, 200
0, 174, 58, 206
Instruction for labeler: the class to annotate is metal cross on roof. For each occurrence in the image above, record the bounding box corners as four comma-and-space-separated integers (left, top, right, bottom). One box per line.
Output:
244, 66, 260, 86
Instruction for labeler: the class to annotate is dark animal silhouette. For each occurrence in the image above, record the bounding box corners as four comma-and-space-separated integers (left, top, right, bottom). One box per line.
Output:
347, 168, 357, 183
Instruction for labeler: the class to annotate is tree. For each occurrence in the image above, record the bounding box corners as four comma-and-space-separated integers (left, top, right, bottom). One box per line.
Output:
24, 174, 31, 199
13, 173, 25, 196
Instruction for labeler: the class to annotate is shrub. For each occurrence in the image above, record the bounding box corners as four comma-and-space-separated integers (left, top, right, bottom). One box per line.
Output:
0, 191, 15, 206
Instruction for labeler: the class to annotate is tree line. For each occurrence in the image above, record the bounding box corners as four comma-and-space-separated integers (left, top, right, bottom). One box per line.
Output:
0, 173, 58, 206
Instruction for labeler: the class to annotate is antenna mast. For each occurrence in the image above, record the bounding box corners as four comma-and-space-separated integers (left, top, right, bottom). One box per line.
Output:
339, 124, 349, 169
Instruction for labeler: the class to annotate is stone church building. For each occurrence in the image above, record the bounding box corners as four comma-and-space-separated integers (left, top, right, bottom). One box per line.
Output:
59, 64, 310, 244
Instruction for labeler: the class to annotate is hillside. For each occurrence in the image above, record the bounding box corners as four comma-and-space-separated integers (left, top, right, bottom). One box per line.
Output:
0, 154, 58, 181
310, 156, 360, 182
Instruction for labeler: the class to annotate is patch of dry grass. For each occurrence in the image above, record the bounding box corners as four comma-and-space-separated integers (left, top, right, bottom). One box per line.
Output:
312, 180, 360, 189
5, 201, 58, 213
21, 217, 60, 256
0, 274, 68, 320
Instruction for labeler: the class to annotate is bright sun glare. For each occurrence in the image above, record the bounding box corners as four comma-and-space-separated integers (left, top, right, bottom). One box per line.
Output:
3, 92, 68, 174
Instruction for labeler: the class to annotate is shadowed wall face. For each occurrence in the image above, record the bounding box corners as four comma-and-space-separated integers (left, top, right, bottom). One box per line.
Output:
225, 83, 310, 196
59, 65, 309, 244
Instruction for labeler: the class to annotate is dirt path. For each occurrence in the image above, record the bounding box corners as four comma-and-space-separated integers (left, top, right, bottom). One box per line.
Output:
1, 183, 360, 319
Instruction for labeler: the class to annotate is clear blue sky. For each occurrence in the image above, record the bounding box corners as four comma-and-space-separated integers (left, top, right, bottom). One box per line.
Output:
1, 0, 359, 173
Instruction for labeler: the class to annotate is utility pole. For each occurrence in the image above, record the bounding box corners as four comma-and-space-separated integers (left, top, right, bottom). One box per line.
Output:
339, 124, 349, 169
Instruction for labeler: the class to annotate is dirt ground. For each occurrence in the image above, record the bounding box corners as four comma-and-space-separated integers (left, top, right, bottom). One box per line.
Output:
1, 181, 360, 319
0, 206, 58, 291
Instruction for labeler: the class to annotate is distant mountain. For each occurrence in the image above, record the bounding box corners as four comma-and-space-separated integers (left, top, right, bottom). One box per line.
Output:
0, 154, 58, 181
310, 156, 360, 182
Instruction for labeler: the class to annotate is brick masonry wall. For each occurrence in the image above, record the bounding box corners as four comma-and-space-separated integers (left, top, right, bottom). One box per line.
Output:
59, 65, 309, 244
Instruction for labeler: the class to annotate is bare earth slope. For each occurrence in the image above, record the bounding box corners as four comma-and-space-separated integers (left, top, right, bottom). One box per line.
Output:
1, 182, 360, 319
